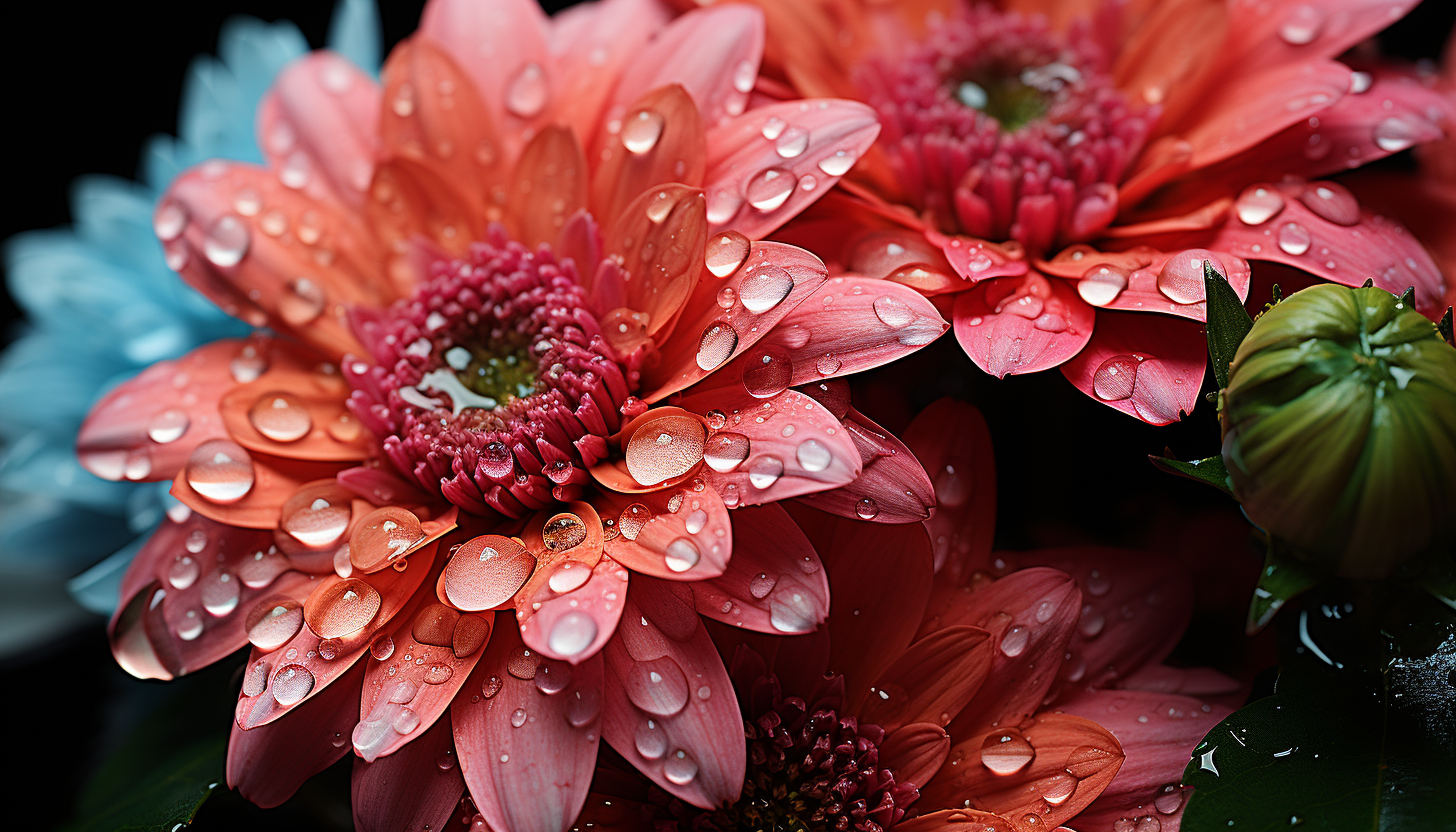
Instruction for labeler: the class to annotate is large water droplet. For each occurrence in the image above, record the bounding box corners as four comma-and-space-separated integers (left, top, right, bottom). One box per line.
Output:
1092, 355, 1139, 401
703, 433, 750, 473
148, 409, 190, 444
622, 108, 666, 154
768, 585, 816, 632
443, 535, 536, 611
872, 295, 915, 328
795, 439, 832, 473
1234, 186, 1284, 225
696, 321, 738, 371
855, 497, 879, 519
745, 168, 795, 212
1000, 624, 1029, 657
706, 231, 751, 278
618, 504, 651, 540
981, 730, 1035, 775
505, 62, 548, 118
663, 749, 699, 785
542, 512, 589, 552
200, 570, 241, 616
635, 719, 667, 760
169, 555, 200, 590
1277, 222, 1312, 256
548, 561, 591, 594
271, 664, 316, 706
306, 578, 382, 638
1156, 251, 1222, 305
248, 392, 313, 442
507, 645, 540, 680
1374, 116, 1423, 153
817, 150, 856, 176
1277, 4, 1323, 45
565, 686, 601, 727
664, 538, 700, 572
350, 506, 425, 573
742, 346, 793, 397
203, 215, 250, 268
248, 599, 304, 650
548, 611, 598, 657
281, 484, 352, 549
184, 439, 256, 503
774, 126, 809, 158
747, 456, 785, 489
280, 277, 327, 325
628, 657, 691, 716
738, 265, 794, 313
626, 414, 706, 486
1298, 182, 1360, 226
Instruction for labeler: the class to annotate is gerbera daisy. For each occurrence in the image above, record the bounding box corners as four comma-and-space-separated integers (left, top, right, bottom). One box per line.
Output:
688, 0, 1454, 423
574, 401, 1237, 832
77, 0, 946, 828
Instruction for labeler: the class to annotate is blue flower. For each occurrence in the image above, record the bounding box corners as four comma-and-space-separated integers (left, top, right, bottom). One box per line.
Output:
0, 0, 380, 656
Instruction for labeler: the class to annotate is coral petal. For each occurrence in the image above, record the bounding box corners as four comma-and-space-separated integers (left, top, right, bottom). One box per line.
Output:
901, 399, 996, 581
171, 451, 345, 530
860, 625, 993, 731
1221, 0, 1424, 71
366, 156, 487, 277
690, 504, 829, 634
219, 344, 370, 461
352, 714, 466, 832
258, 52, 380, 208
895, 809, 1013, 832
592, 484, 732, 581
453, 621, 603, 832
952, 273, 1095, 377
550, 0, 671, 145
1037, 245, 1252, 322
880, 724, 952, 792
795, 406, 934, 523
613, 5, 763, 128
603, 184, 708, 338
592, 84, 707, 230
518, 554, 628, 665
510, 126, 589, 250
933, 232, 1030, 284
1059, 310, 1206, 425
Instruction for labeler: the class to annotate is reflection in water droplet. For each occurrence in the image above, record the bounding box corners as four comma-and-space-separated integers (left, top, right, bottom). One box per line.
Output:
981, 730, 1035, 775
696, 322, 738, 371
664, 749, 699, 785
705, 231, 751, 278
505, 62, 548, 118
1374, 116, 1420, 153
775, 127, 809, 158
739, 265, 795, 313
1277, 222, 1312, 256
204, 215, 250, 268
549, 611, 599, 658
664, 538, 701, 572
703, 433, 750, 473
246, 599, 303, 650
855, 497, 880, 519
742, 346, 793, 397
542, 513, 589, 551
1234, 186, 1285, 225
622, 109, 666, 154
795, 439, 832, 473
746, 168, 796, 212
444, 536, 535, 611
184, 439, 256, 503
1092, 355, 1139, 401
635, 719, 667, 760
1277, 4, 1323, 45
747, 456, 785, 489
248, 392, 313, 442
817, 150, 856, 176
272, 664, 316, 706
1156, 251, 1221, 305
1000, 624, 1029, 657
1298, 182, 1360, 226
148, 409, 190, 444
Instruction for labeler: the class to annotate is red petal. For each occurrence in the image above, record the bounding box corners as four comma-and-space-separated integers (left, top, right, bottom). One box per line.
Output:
602, 577, 746, 809
352, 714, 466, 832
900, 399, 996, 581
859, 625, 993, 731
921, 713, 1124, 832
639, 241, 828, 401
1219, 0, 1424, 72
258, 52, 380, 208
612, 5, 763, 129
1036, 245, 1252, 322
932, 231, 1031, 284
218, 343, 370, 462
1058, 310, 1206, 425
354, 603, 492, 762
518, 554, 629, 664
601, 184, 708, 339
952, 273, 1096, 377
895, 809, 1013, 832
676, 388, 862, 507
703, 99, 881, 240
691, 504, 828, 634
591, 84, 707, 231
592, 483, 732, 581
880, 723, 952, 791
795, 406, 935, 524
229, 661, 365, 808
452, 621, 603, 832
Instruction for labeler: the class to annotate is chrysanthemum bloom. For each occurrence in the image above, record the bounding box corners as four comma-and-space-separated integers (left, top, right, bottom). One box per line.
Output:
76, 0, 949, 828
574, 402, 1237, 832
688, 0, 1453, 423
0, 0, 378, 656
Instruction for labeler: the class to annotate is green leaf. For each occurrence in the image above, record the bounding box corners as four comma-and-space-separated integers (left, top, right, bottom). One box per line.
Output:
1183, 587, 1456, 832
1399, 286, 1416, 308
1246, 539, 1321, 634
1439, 307, 1453, 348
1149, 451, 1233, 495
1204, 260, 1254, 388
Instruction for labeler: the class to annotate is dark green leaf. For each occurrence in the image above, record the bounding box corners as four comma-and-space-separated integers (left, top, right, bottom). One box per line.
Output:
1149, 451, 1232, 495
1399, 286, 1416, 308
1204, 260, 1254, 388
1246, 539, 1321, 634
1439, 307, 1453, 348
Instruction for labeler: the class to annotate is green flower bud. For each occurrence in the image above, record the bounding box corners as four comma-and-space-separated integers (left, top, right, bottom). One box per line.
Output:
1221, 284, 1456, 579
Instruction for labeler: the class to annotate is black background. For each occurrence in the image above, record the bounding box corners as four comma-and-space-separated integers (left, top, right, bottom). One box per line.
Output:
1, 1, 1452, 830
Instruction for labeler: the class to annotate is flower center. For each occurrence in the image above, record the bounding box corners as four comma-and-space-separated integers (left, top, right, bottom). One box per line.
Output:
345, 227, 639, 518
663, 674, 915, 832
858, 4, 1153, 252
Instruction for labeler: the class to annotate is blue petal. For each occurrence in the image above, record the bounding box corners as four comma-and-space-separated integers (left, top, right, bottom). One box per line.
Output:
0, 495, 132, 571
69, 532, 151, 616
328, 0, 383, 77
218, 15, 309, 120
70, 175, 160, 274
0, 331, 123, 438
177, 56, 255, 167
0, 431, 133, 510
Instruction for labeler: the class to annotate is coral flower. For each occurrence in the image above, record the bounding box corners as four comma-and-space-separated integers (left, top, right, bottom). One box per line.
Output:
573, 400, 1237, 832
75, 0, 949, 828
697, 0, 1454, 422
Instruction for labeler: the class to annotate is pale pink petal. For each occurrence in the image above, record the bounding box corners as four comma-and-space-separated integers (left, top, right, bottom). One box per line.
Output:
591, 485, 732, 581
859, 625, 993, 731
900, 399, 996, 582
418, 0, 552, 161
1057, 688, 1234, 832
675, 388, 862, 507
795, 406, 935, 524
612, 4, 763, 129
1059, 311, 1206, 425
880, 723, 952, 791
640, 241, 829, 401
518, 554, 629, 664
702, 99, 881, 239
452, 621, 603, 832
353, 602, 493, 762
257, 52, 380, 208
1036, 245, 1252, 322
690, 504, 828, 634
549, 0, 671, 147
952, 272, 1096, 377
353, 714, 466, 832
602, 577, 745, 809
931, 230, 1031, 284
229, 661, 365, 808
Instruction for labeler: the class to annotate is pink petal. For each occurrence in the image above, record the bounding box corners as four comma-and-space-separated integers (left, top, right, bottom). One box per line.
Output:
599, 183, 706, 338
952, 272, 1096, 377
895, 809, 1013, 832
880, 723, 952, 791
859, 625, 993, 731
549, 0, 671, 147
675, 388, 862, 507
216, 341, 371, 462
1220, 0, 1424, 71
602, 577, 745, 809
1058, 310, 1206, 425
590, 84, 707, 233
900, 399, 996, 582
612, 4, 763, 129
702, 99, 881, 240
1036, 245, 1252, 322
169, 450, 345, 531
452, 621, 603, 832
639, 240, 828, 401
1057, 688, 1234, 832
352, 714, 466, 832
354, 602, 493, 762
229, 661, 365, 808
76, 339, 243, 484
518, 554, 629, 664
257, 52, 380, 208
795, 406, 935, 523
935, 568, 1081, 737
931, 230, 1031, 284
417, 0, 552, 161
690, 504, 829, 634
591, 484, 732, 581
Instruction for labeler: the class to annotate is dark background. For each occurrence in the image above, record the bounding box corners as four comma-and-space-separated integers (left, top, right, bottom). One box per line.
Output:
2, 1, 1452, 829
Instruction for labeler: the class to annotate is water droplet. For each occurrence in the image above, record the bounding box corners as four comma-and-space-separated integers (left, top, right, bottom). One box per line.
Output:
169, 556, 199, 590
748, 572, 777, 599
873, 295, 915, 328
1157, 251, 1222, 305
626, 414, 706, 486
245, 599, 303, 651
231, 344, 268, 383
154, 201, 188, 241
1042, 772, 1077, 806
1154, 784, 1185, 814
1086, 569, 1111, 596
548, 611, 599, 657
742, 346, 792, 397
732, 60, 756, 93
816, 354, 842, 376
510, 707, 528, 728
746, 168, 796, 212
482, 675, 503, 699
505, 62, 548, 118
444, 535, 536, 611
645, 190, 674, 223
622, 108, 665, 154
795, 439, 832, 473
747, 456, 785, 489
148, 409, 190, 444
774, 126, 809, 158
739, 265, 795, 313
761, 117, 787, 140
769, 585, 816, 632
664, 538, 700, 572
203, 215, 250, 268
618, 504, 651, 540
271, 664, 315, 706
855, 497, 880, 519
305, 577, 382, 638
281, 485, 352, 549
280, 277, 327, 325
981, 730, 1035, 775
817, 150, 856, 176
184, 439, 255, 503
635, 719, 667, 759
627, 657, 690, 716
1092, 355, 1139, 401
1373, 115, 1422, 152
696, 321, 738, 370
565, 685, 602, 727
703, 433, 750, 473
1235, 186, 1285, 225
507, 646, 540, 681
371, 635, 395, 661
1298, 182, 1360, 226
1000, 625, 1029, 657
706, 231, 751, 278
664, 749, 699, 785
542, 512, 589, 552
535, 661, 571, 695
248, 392, 313, 442
1277, 5, 1323, 45
393, 708, 421, 734
1277, 222, 1312, 256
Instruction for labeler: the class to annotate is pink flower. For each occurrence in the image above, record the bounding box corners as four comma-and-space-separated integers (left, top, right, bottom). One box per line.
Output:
717, 0, 1453, 422
77, 0, 949, 828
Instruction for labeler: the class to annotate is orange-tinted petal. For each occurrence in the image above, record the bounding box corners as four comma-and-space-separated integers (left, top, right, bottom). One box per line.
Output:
592, 483, 732, 581
592, 84, 707, 231
549, 0, 671, 147
171, 448, 344, 530
611, 4, 764, 129
1037, 244, 1252, 322
218, 345, 370, 462
509, 126, 589, 250
894, 809, 1014, 832
601, 184, 708, 339
859, 625, 993, 731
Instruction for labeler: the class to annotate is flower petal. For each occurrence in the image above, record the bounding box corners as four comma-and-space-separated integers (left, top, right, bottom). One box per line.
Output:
1037, 245, 1252, 322
894, 809, 1013, 832
591, 84, 707, 231
932, 231, 1031, 284
228, 661, 365, 808
592, 482, 732, 581
1219, 0, 1424, 71
518, 554, 629, 665
703, 99, 881, 240
170, 449, 345, 530
952, 273, 1096, 378
880, 723, 952, 792
352, 714, 466, 832
452, 621, 603, 832
901, 399, 996, 582
860, 625, 993, 731
601, 184, 708, 339
795, 406, 935, 523
258, 52, 380, 208
218, 343, 371, 462
509, 126, 590, 250
612, 4, 763, 129
691, 504, 828, 634
1058, 309, 1207, 425
602, 576, 745, 809
549, 0, 671, 145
